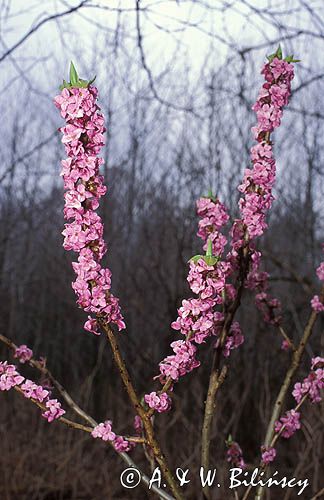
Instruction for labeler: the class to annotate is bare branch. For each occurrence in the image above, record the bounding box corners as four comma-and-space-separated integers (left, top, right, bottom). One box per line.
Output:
0, 0, 89, 64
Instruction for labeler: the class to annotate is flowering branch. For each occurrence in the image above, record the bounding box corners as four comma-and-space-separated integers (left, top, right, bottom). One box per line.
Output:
201, 363, 228, 494
253, 285, 324, 500
54, 64, 183, 500
200, 49, 296, 496
0, 333, 174, 500
262, 286, 324, 450
0, 332, 97, 426
242, 355, 324, 500
3, 46, 323, 500
99, 319, 183, 500
201, 245, 250, 491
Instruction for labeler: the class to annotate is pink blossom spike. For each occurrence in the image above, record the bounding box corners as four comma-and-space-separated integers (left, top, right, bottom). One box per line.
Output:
54, 70, 125, 334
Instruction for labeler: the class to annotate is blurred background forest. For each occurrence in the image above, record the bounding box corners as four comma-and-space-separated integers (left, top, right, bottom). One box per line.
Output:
0, 1, 323, 499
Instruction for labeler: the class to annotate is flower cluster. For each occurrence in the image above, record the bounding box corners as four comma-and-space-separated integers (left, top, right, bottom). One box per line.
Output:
42, 399, 66, 422
274, 357, 323, 440
91, 420, 134, 452
261, 446, 276, 465
292, 356, 324, 404
221, 321, 244, 358
133, 415, 143, 435
232, 57, 294, 338
274, 409, 301, 439
311, 253, 324, 312
54, 84, 125, 334
311, 295, 324, 312
0, 361, 65, 422
144, 391, 172, 413
226, 440, 246, 469
144, 192, 241, 409
143, 55, 295, 416
260, 348, 319, 468
197, 197, 229, 255
14, 345, 33, 364
281, 339, 291, 351
187, 259, 229, 301
240, 61, 293, 218
255, 292, 281, 325
0, 361, 24, 390
21, 379, 49, 402
252, 58, 294, 140
172, 200, 231, 342
179, 254, 238, 338
317, 262, 324, 281
158, 340, 200, 382
92, 420, 116, 441
245, 252, 282, 327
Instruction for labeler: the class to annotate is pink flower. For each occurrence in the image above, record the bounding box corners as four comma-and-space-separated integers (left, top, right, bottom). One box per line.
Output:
0, 361, 64, 422
61, 123, 84, 144
141, 55, 295, 415
311, 357, 324, 369
275, 410, 301, 438
0, 362, 24, 390
144, 391, 172, 413
84, 316, 100, 335
33, 385, 50, 403
42, 399, 65, 422
196, 197, 229, 255
255, 291, 282, 325
316, 262, 324, 281
54, 88, 84, 119
221, 322, 244, 357
311, 295, 324, 312
14, 344, 33, 364
187, 259, 228, 299
281, 339, 291, 351
134, 415, 143, 435
21, 379, 49, 402
159, 340, 200, 382
261, 446, 276, 464
292, 358, 324, 404
20, 379, 38, 398
113, 436, 134, 453
236, 57, 294, 242
91, 421, 134, 452
171, 297, 216, 340
55, 84, 125, 333
226, 440, 246, 469
92, 420, 116, 441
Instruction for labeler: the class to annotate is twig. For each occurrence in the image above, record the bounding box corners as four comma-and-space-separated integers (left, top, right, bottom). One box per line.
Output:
13, 384, 93, 433
0, 332, 97, 427
0, 132, 58, 186
310, 487, 324, 500
253, 285, 324, 500
201, 240, 251, 499
0, 1, 89, 64
278, 325, 295, 351
201, 132, 274, 499
126, 436, 147, 443
263, 288, 323, 448
0, 332, 174, 500
201, 364, 228, 498
99, 318, 184, 500
240, 393, 309, 500
135, 0, 197, 115
262, 250, 314, 295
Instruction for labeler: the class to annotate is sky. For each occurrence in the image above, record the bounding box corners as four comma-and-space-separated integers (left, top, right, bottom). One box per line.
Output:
0, 0, 323, 207
2, 0, 322, 92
